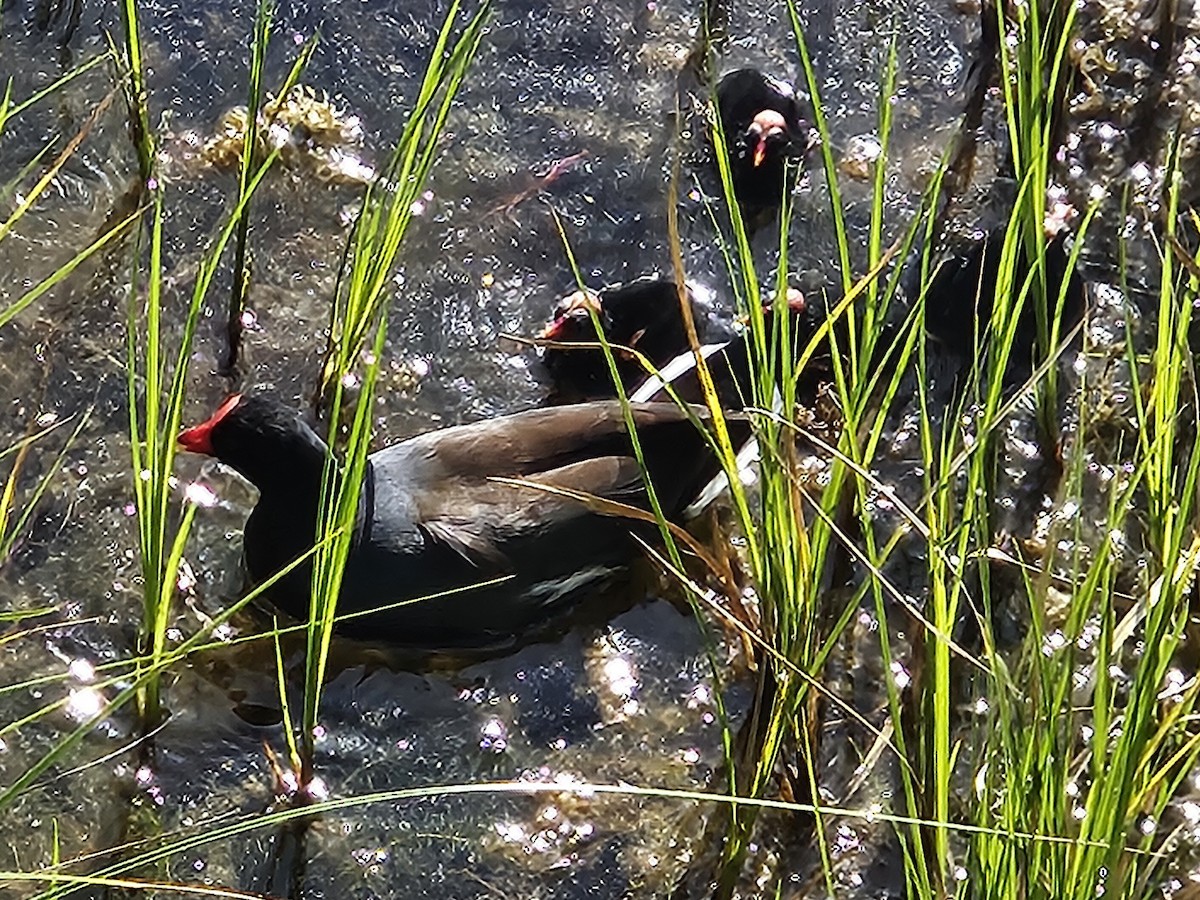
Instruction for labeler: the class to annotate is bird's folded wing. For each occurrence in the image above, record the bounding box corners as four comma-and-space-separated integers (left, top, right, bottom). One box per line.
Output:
417, 456, 648, 568
419, 517, 511, 568
403, 402, 697, 477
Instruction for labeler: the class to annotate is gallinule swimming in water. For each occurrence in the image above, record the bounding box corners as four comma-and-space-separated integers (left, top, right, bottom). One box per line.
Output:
629, 288, 823, 408
919, 226, 1084, 384
714, 69, 809, 224
179, 394, 745, 649
538, 277, 729, 402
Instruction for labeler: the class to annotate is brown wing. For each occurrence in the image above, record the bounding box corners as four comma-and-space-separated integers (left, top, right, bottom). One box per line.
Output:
392, 401, 701, 480
415, 455, 646, 567
369, 399, 738, 568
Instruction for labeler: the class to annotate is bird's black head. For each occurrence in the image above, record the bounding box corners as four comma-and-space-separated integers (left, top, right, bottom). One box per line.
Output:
178, 393, 329, 492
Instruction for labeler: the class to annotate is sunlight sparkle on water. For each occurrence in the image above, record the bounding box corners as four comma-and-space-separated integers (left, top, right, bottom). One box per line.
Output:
307, 776, 329, 801
1042, 630, 1068, 656
480, 717, 508, 752
176, 560, 197, 593
603, 656, 638, 698
1180, 800, 1200, 826
1159, 667, 1190, 702
495, 821, 526, 843
66, 687, 105, 722
69, 658, 95, 682
833, 824, 861, 855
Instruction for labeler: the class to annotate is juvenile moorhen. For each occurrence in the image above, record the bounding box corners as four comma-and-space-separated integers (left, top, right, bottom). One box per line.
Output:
179, 394, 743, 649
715, 69, 809, 222
538, 277, 729, 402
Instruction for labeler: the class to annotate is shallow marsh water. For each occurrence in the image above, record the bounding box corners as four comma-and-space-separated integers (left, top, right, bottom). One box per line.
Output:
8, 0, 1200, 896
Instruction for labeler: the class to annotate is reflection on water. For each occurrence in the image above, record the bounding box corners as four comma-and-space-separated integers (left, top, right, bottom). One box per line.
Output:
0, 0, 978, 895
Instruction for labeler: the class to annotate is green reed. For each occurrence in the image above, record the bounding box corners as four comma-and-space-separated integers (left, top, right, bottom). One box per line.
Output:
962, 174, 1200, 900
123, 0, 297, 736
6, 0, 1200, 896
0, 53, 134, 331
670, 6, 940, 892
116, 0, 153, 181
296, 0, 489, 787
0, 414, 89, 569
223, 3, 317, 374
655, 0, 1200, 895
315, 0, 489, 401
887, 3, 1200, 897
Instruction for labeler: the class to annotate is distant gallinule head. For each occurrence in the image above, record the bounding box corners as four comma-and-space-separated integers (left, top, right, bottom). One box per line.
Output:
539, 277, 727, 403
180, 393, 747, 651
539, 288, 605, 345
715, 69, 809, 218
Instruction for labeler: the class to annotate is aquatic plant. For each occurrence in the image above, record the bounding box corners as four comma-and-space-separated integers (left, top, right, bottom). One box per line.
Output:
223, 1, 318, 375
3, 0, 1200, 896
0, 52, 131, 331
122, 0, 302, 738
650, 7, 934, 893
296, 0, 490, 792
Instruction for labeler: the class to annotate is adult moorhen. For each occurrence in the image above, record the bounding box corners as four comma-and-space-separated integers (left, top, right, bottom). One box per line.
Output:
630, 288, 822, 408
715, 68, 809, 223
538, 277, 730, 402
918, 225, 1084, 385
179, 394, 744, 649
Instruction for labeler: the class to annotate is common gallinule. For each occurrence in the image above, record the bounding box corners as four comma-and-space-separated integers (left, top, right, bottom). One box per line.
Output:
538, 277, 729, 402
179, 394, 744, 649
629, 288, 823, 408
715, 69, 809, 221
919, 226, 1084, 383
542, 280, 819, 411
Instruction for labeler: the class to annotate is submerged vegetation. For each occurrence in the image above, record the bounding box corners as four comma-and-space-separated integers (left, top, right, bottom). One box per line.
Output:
2, 0, 1200, 897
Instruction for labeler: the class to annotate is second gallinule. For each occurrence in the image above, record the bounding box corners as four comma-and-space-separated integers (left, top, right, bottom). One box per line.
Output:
629, 288, 822, 407
538, 277, 729, 402
714, 68, 809, 220
179, 394, 744, 649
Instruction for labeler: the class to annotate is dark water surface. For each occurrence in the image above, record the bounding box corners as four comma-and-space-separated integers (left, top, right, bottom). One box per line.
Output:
11, 0, 1169, 895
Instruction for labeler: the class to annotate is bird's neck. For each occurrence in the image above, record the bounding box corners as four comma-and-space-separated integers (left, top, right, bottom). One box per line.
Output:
234, 423, 330, 498
244, 460, 373, 586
